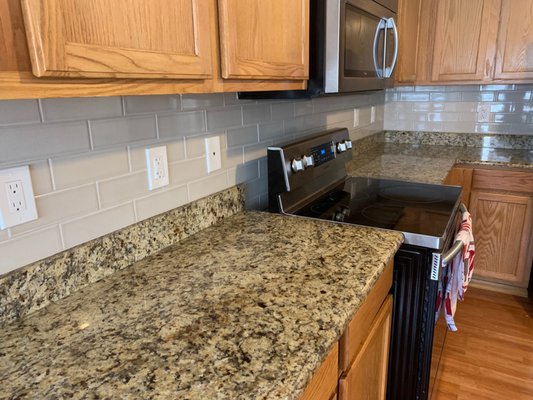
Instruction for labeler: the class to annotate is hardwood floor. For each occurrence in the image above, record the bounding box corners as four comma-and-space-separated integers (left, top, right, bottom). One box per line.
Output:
432, 287, 533, 400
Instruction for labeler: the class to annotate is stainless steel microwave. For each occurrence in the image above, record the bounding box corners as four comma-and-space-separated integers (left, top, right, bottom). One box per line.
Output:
239, 0, 398, 99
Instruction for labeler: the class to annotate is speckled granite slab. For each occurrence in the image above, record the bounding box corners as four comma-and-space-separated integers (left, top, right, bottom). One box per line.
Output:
349, 132, 533, 184
385, 130, 533, 149
0, 211, 403, 400
0, 186, 244, 326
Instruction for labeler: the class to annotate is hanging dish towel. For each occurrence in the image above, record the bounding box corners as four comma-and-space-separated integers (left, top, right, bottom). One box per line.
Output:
436, 211, 475, 331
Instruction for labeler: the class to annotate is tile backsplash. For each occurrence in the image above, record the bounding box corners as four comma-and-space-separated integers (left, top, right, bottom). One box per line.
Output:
0, 92, 384, 275
385, 84, 533, 134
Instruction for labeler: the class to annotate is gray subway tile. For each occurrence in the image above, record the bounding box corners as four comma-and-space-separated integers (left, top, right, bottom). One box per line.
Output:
480, 84, 515, 91
52, 149, 129, 189
61, 203, 136, 249
29, 161, 53, 196
227, 161, 259, 186
259, 121, 284, 141
294, 101, 314, 116
206, 107, 242, 130
429, 92, 462, 102
124, 95, 180, 114
242, 104, 271, 125
158, 111, 206, 138
135, 185, 189, 221
90, 115, 156, 149
98, 171, 150, 208
492, 113, 527, 124
461, 92, 495, 102
0, 100, 41, 125
0, 226, 63, 274
188, 172, 228, 202
399, 92, 430, 101
168, 157, 207, 186
227, 125, 259, 148
271, 102, 294, 120
41, 97, 123, 122
182, 93, 224, 110
0, 122, 90, 165
496, 91, 532, 102
11, 184, 99, 235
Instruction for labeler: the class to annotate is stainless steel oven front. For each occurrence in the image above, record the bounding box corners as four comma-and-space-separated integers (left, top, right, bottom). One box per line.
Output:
325, 0, 399, 93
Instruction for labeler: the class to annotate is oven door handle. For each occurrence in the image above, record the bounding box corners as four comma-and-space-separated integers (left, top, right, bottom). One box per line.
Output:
441, 203, 469, 265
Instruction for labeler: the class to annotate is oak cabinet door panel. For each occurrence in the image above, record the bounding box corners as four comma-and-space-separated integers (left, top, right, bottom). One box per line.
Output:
218, 0, 309, 80
21, 0, 213, 79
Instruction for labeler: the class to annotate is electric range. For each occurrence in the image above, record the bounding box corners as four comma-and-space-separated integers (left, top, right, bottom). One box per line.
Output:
267, 128, 463, 400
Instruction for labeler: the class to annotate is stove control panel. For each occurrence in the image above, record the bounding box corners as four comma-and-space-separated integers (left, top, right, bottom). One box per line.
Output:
336, 140, 352, 153
310, 142, 336, 166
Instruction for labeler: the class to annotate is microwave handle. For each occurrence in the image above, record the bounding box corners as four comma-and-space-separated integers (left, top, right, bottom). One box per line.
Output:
373, 19, 386, 78
384, 17, 398, 78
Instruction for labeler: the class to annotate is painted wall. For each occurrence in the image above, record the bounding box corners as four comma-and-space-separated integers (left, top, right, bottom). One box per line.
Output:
0, 92, 384, 274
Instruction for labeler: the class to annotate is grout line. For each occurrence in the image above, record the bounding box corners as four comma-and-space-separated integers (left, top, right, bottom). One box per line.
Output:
132, 200, 139, 222
155, 114, 161, 140
48, 158, 57, 191
126, 146, 134, 173
87, 120, 95, 150
120, 96, 126, 116
58, 224, 66, 250
37, 99, 45, 123
95, 181, 103, 209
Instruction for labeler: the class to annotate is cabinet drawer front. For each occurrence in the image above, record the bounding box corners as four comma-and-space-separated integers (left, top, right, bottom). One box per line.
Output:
472, 169, 533, 194
299, 344, 338, 400
339, 260, 393, 372
339, 296, 393, 400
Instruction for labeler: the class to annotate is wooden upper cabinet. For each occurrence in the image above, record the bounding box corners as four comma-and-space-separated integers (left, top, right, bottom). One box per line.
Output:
494, 0, 533, 80
431, 0, 500, 82
396, 0, 422, 83
20, 0, 213, 79
217, 0, 309, 80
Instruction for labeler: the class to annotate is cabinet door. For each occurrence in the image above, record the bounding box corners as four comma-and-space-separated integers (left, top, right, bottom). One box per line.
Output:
444, 167, 473, 206
21, 0, 213, 79
339, 296, 392, 400
470, 190, 533, 287
396, 0, 422, 83
217, 0, 309, 80
431, 0, 500, 82
494, 0, 533, 80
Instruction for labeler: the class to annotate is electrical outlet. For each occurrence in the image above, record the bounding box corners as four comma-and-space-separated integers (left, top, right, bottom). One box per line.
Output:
146, 146, 169, 191
205, 136, 222, 174
0, 166, 38, 229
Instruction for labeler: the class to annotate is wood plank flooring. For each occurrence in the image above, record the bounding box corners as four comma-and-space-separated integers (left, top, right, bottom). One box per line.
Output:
432, 287, 533, 399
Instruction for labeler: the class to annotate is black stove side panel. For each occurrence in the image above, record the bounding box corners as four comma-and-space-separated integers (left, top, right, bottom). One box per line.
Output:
387, 244, 436, 400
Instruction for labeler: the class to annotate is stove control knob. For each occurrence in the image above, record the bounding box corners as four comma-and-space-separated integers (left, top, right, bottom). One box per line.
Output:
336, 142, 347, 153
291, 158, 305, 173
303, 155, 314, 168
345, 140, 353, 150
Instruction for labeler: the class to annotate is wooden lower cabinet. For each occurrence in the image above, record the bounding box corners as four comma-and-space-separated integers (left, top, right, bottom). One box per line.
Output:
338, 296, 393, 400
445, 165, 533, 294
300, 261, 393, 400
469, 190, 533, 288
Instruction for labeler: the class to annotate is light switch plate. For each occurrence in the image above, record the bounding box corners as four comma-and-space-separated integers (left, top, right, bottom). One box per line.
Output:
205, 136, 222, 174
0, 165, 38, 229
146, 146, 169, 191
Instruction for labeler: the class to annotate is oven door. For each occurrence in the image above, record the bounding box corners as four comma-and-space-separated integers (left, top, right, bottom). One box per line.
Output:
325, 0, 398, 93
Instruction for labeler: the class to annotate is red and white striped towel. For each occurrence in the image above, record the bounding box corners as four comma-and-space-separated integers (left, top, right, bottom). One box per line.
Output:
435, 211, 475, 331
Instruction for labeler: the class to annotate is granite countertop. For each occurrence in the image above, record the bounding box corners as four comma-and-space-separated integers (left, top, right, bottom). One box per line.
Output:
347, 141, 533, 184
0, 211, 402, 400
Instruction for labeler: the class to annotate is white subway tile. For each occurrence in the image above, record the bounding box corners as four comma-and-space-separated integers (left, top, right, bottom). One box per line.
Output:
10, 184, 99, 235
221, 134, 244, 169
0, 122, 90, 165
0, 226, 63, 274
207, 107, 242, 130
30, 161, 54, 195
182, 93, 224, 110
441, 121, 476, 133
61, 203, 136, 249
41, 97, 123, 122
227, 125, 259, 148
400, 92, 430, 102
158, 111, 206, 138
52, 149, 129, 189
124, 95, 180, 114
90, 115, 157, 149
243, 104, 271, 125
429, 92, 462, 102
98, 171, 150, 208
135, 185, 189, 221
0, 229, 9, 242
0, 100, 41, 125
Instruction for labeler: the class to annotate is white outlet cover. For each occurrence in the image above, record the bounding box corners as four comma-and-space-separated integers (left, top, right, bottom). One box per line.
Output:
0, 165, 38, 229
146, 146, 170, 191
205, 136, 222, 174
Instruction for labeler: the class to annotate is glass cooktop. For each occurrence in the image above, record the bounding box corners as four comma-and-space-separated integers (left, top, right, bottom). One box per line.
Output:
294, 177, 462, 250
